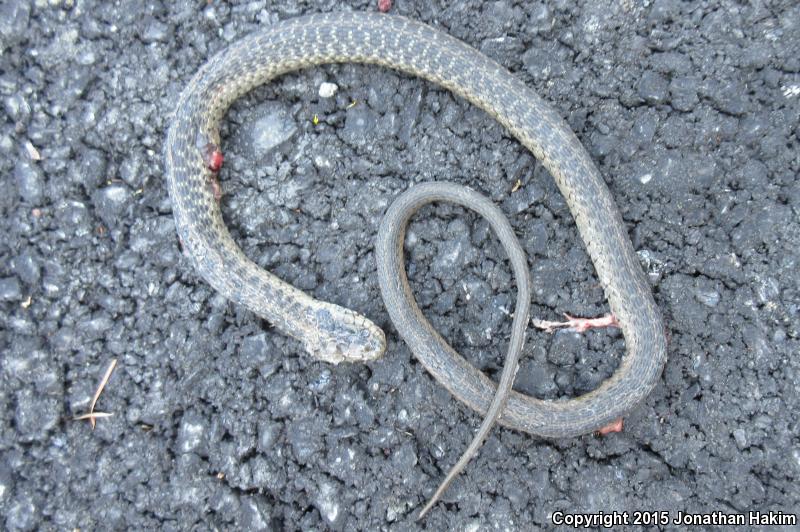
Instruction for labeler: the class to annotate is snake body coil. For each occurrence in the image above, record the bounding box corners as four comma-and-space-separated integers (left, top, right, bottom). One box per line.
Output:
166, 11, 668, 513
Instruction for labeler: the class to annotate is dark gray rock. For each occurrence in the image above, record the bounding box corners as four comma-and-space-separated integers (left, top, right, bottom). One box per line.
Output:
342, 104, 379, 146
0, 0, 30, 46
522, 43, 566, 82
4, 491, 39, 532
700, 80, 749, 116
141, 17, 171, 43
69, 148, 107, 191
238, 497, 273, 531
637, 71, 669, 105
502, 184, 540, 214
14, 161, 43, 204
177, 411, 210, 456
246, 103, 298, 157
10, 252, 41, 286
14, 388, 60, 441
668, 76, 700, 112
92, 184, 131, 228
0, 277, 22, 301
288, 417, 326, 464
4, 93, 30, 123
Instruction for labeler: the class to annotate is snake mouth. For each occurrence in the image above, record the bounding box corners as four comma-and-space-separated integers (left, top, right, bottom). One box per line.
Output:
301, 309, 386, 364
304, 336, 385, 364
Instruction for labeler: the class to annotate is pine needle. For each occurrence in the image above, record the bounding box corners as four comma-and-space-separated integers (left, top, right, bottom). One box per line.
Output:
74, 358, 117, 429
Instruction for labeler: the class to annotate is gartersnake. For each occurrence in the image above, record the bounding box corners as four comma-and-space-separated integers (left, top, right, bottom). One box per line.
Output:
165, 11, 668, 517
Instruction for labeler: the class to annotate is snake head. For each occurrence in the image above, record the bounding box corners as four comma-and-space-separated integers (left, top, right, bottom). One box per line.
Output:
303, 307, 386, 364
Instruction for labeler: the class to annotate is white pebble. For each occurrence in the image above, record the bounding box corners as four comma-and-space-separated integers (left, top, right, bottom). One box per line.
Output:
318, 82, 338, 98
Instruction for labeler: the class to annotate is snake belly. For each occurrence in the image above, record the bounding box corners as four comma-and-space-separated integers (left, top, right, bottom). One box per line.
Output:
165, 12, 668, 438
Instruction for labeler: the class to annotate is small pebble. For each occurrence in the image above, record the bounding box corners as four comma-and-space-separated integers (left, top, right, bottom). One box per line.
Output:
318, 82, 338, 98
15, 388, 60, 441
732, 429, 747, 450
695, 288, 720, 307
249, 106, 297, 154
177, 412, 209, 454
141, 18, 170, 43
313, 479, 345, 528
637, 71, 669, 104
14, 161, 43, 204
92, 184, 131, 228
5, 491, 39, 532
0, 277, 22, 301
342, 105, 379, 146
0, 0, 31, 44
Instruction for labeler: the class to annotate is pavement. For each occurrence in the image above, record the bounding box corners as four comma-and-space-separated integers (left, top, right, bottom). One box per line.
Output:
1, 0, 798, 529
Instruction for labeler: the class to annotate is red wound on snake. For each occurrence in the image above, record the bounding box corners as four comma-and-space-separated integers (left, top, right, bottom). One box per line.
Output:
203, 143, 224, 172
596, 418, 624, 435
209, 178, 222, 202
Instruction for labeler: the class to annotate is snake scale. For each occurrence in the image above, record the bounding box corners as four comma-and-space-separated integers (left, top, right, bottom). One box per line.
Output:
165, 11, 668, 517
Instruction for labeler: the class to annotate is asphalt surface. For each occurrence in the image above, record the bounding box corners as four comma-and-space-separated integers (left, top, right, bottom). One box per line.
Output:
1, 0, 798, 530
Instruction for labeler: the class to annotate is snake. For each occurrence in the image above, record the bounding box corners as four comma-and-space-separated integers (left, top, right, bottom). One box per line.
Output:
165, 11, 668, 518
